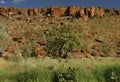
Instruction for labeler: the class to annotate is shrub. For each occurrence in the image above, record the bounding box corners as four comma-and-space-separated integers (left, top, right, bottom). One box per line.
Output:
53, 67, 77, 82
46, 25, 84, 58
104, 65, 120, 82
97, 43, 113, 57
22, 43, 33, 58
0, 24, 11, 52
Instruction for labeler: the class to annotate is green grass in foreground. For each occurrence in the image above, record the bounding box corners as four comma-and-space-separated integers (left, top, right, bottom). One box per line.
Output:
0, 57, 120, 82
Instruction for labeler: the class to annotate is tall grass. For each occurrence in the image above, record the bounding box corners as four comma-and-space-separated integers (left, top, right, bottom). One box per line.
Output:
0, 57, 120, 82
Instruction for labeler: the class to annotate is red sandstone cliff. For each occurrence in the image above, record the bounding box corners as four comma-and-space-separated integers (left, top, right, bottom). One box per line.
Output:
0, 6, 120, 20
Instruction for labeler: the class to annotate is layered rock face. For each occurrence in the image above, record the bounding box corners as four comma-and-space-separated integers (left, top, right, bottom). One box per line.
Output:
69, 6, 80, 16
0, 6, 119, 19
0, 6, 8, 16
51, 6, 67, 17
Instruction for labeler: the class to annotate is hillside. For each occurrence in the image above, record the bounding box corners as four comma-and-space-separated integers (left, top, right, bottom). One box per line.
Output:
0, 6, 120, 58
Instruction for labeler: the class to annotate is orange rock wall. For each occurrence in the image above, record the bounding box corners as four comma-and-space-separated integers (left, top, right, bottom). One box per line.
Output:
0, 6, 119, 19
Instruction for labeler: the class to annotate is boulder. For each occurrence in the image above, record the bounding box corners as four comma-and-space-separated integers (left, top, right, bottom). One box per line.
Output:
24, 31, 34, 38
0, 51, 11, 58
39, 8, 51, 16
107, 9, 116, 16
6, 45, 15, 54
79, 8, 88, 21
85, 6, 96, 17
117, 41, 120, 47
13, 36, 25, 43
118, 10, 120, 15
69, 6, 80, 16
27, 8, 40, 16
28, 8, 34, 16
26, 17, 34, 23
85, 53, 92, 58
116, 10, 120, 15
79, 8, 85, 16
8, 7, 21, 18
85, 7, 91, 17
21, 8, 28, 16
51, 6, 67, 17
34, 46, 46, 58
90, 6, 96, 17
81, 14, 88, 21
38, 40, 47, 45
94, 8, 99, 16
9, 7, 19, 14
99, 8, 105, 17
0, 6, 8, 16
33, 8, 39, 16
95, 8, 105, 17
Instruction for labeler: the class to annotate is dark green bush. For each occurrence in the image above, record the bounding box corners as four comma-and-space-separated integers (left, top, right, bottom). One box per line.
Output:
46, 25, 84, 58
54, 67, 76, 82
104, 65, 120, 82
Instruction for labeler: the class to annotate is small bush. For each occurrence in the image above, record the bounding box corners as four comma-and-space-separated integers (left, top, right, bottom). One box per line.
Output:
54, 67, 77, 82
22, 43, 33, 58
0, 24, 11, 52
104, 65, 120, 82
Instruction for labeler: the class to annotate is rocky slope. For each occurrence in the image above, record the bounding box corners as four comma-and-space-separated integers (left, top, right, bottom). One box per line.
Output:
0, 6, 120, 59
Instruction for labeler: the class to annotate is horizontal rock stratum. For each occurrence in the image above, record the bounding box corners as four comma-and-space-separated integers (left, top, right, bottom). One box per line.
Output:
0, 6, 120, 20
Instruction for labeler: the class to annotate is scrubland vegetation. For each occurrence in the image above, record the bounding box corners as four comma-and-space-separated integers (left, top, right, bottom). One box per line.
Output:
0, 57, 120, 82
0, 9, 120, 82
0, 15, 120, 58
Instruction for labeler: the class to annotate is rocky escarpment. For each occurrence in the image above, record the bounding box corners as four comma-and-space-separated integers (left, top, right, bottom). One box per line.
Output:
0, 6, 120, 20
0, 6, 120, 59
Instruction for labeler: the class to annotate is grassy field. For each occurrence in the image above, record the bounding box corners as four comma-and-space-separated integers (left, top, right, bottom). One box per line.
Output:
0, 57, 120, 82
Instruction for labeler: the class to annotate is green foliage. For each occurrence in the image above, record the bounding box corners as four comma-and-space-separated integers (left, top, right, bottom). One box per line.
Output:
0, 70, 11, 82
104, 65, 120, 82
22, 43, 33, 58
0, 24, 11, 52
46, 25, 84, 58
15, 67, 53, 82
54, 67, 76, 82
0, 67, 53, 82
0, 58, 120, 82
9, 55, 24, 62
97, 43, 112, 57
14, 47, 23, 54
92, 67, 106, 82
